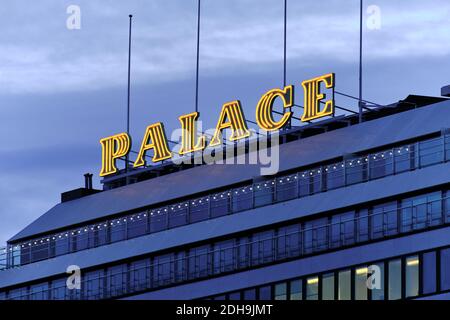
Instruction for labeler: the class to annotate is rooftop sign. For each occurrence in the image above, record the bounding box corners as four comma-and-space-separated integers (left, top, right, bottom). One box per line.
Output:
100, 73, 335, 177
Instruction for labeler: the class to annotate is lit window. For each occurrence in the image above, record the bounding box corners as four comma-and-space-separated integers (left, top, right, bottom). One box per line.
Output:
289, 279, 302, 300
405, 256, 419, 298
388, 259, 402, 300
338, 270, 351, 300
306, 277, 319, 300
369, 263, 385, 300
355, 267, 368, 300
274, 283, 287, 300
322, 273, 334, 300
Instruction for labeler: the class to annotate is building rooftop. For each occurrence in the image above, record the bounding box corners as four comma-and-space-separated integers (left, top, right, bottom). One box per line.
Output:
8, 95, 450, 243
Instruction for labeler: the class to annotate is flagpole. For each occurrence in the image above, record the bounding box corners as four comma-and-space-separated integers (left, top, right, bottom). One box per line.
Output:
358, 0, 363, 123
195, 0, 201, 114
126, 14, 133, 173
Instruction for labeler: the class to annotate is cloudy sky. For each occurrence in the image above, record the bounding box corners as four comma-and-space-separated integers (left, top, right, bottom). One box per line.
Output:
0, 0, 449, 245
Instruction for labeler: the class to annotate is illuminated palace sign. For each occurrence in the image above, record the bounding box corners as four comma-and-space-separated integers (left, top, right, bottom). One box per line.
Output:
100, 73, 335, 177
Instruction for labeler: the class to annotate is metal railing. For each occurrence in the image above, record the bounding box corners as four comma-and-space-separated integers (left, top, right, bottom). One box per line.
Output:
1, 134, 449, 269
2, 194, 449, 300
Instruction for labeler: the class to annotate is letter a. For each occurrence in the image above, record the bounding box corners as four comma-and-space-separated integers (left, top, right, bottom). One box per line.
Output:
134, 123, 172, 167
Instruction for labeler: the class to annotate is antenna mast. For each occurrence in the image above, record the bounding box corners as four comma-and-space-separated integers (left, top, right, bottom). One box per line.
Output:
195, 0, 201, 113
358, 0, 363, 123
126, 14, 133, 173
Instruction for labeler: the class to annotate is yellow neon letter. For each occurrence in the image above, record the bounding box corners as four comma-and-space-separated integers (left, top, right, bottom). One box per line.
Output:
209, 100, 251, 147
133, 122, 172, 167
99, 133, 131, 177
178, 112, 206, 155
256, 85, 294, 131
301, 73, 335, 122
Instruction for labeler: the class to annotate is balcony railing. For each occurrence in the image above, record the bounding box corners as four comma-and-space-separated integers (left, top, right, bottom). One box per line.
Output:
2, 133, 450, 269
2, 194, 450, 300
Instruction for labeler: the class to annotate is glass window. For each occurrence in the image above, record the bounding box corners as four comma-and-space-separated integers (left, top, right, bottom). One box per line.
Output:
254, 182, 274, 207
258, 286, 272, 300
31, 242, 49, 262
51, 279, 67, 300
243, 289, 256, 300
189, 198, 209, 223
298, 172, 310, 197
446, 190, 450, 223
402, 192, 442, 231
441, 248, 450, 291
428, 193, 443, 226
290, 279, 302, 300
72, 231, 89, 252
322, 273, 334, 300
210, 193, 230, 218
174, 251, 187, 282
110, 219, 126, 243
130, 259, 150, 291
357, 209, 369, 242
338, 270, 351, 300
8, 287, 28, 300
228, 292, 241, 300
213, 240, 235, 274
394, 145, 414, 173
108, 265, 127, 297
52, 235, 69, 256
232, 187, 253, 212
168, 205, 188, 228
20, 246, 31, 266
355, 267, 368, 300
325, 163, 345, 190
276, 175, 297, 202
331, 212, 355, 248
306, 277, 319, 300
419, 138, 443, 167
345, 157, 367, 185
304, 218, 328, 253
88, 226, 108, 248
388, 259, 402, 300
84, 270, 105, 300
369, 151, 393, 179
405, 255, 419, 298
251, 231, 274, 264
369, 263, 385, 300
446, 134, 450, 161
299, 171, 321, 196
277, 225, 301, 259
30, 283, 48, 300
154, 254, 174, 286
274, 283, 287, 300
188, 246, 209, 279
150, 209, 168, 232
422, 251, 437, 295
371, 202, 398, 238
237, 237, 250, 269
127, 214, 148, 238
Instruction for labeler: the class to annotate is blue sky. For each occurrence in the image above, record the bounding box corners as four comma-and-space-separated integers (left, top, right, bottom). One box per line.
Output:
0, 0, 449, 244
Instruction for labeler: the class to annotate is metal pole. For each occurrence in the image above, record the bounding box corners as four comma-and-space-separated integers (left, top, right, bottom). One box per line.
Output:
195, 0, 201, 113
283, 0, 290, 129
283, 0, 287, 88
126, 14, 133, 172
358, 0, 363, 123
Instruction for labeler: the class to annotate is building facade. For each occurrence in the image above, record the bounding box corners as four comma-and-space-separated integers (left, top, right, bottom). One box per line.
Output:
1, 94, 450, 300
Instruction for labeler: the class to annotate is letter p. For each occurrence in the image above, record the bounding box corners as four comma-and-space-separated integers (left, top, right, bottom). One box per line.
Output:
99, 133, 131, 177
